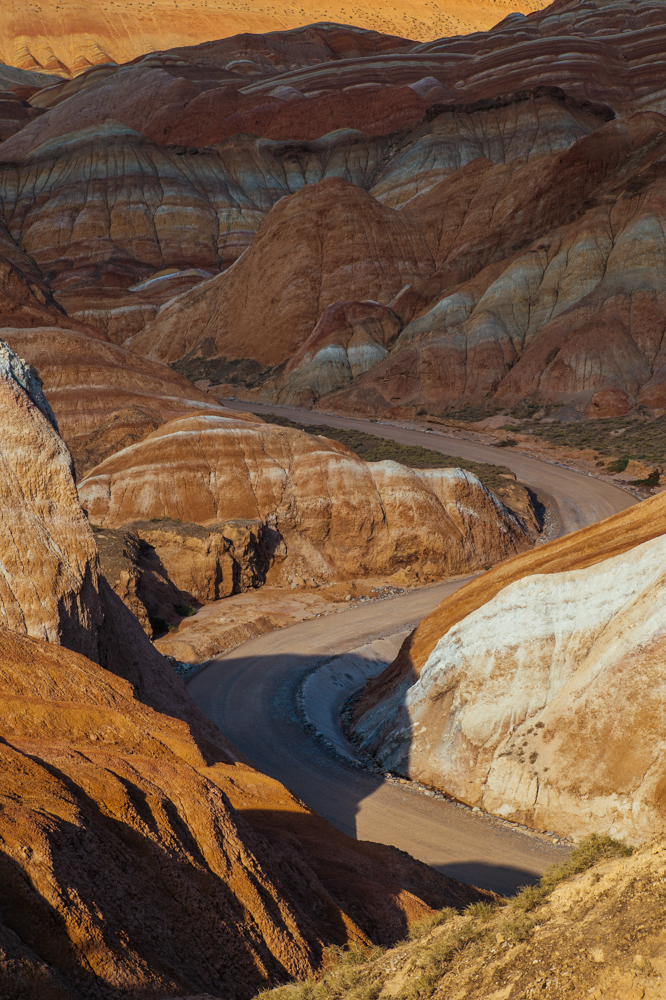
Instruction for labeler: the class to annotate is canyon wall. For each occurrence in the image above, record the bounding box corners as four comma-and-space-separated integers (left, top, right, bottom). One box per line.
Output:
0, 334, 495, 1000
2, 5, 665, 420
77, 411, 533, 587
351, 491, 666, 843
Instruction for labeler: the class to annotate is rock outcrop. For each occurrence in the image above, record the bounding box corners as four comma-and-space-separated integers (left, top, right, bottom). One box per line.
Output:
0, 626, 495, 1000
128, 177, 436, 367
0, 0, 547, 79
351, 489, 666, 843
0, 326, 258, 477
0, 3, 661, 421
95, 518, 269, 635
0, 336, 242, 752
78, 412, 533, 586
0, 326, 496, 1000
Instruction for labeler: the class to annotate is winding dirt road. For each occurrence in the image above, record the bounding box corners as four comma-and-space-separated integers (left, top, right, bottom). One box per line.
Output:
188, 403, 635, 895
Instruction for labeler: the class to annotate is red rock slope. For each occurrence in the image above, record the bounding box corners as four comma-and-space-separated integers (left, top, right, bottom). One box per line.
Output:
0, 333, 494, 999
351, 488, 666, 844
0, 325, 257, 477
4, 5, 666, 420
77, 411, 533, 587
0, 626, 499, 1000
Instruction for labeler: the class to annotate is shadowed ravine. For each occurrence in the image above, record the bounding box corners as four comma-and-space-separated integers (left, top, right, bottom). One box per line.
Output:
188, 429, 632, 895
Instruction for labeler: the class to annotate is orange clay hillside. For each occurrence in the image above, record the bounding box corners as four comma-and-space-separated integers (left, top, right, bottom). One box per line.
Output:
0, 626, 496, 1000
358, 488, 664, 714
0, 324, 495, 1000
1, 0, 549, 78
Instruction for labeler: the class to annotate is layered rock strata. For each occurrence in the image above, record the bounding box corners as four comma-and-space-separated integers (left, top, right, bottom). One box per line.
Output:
78, 412, 533, 586
0, 330, 495, 999
0, 0, 547, 78
1, 4, 664, 421
351, 489, 666, 843
0, 326, 258, 477
96, 518, 270, 635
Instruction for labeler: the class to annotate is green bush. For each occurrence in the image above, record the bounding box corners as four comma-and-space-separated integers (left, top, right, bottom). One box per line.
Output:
175, 603, 197, 617
606, 457, 629, 473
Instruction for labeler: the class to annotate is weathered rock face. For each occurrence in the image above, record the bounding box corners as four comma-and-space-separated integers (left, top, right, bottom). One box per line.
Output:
0, 626, 497, 1000
0, 2, 659, 421
351, 490, 666, 843
127, 176, 436, 367
96, 518, 270, 635
0, 336, 495, 999
5, 6, 666, 423
0, 325, 258, 478
0, 89, 43, 141
0, 337, 101, 654
78, 412, 532, 586
0, 336, 245, 750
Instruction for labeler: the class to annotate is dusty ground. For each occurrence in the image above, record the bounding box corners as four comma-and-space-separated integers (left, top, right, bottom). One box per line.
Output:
433, 414, 666, 501
156, 578, 412, 670
255, 836, 666, 1000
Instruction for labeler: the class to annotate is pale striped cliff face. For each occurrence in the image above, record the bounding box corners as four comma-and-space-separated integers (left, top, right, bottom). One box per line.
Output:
0, 338, 102, 653
351, 491, 666, 843
77, 411, 532, 585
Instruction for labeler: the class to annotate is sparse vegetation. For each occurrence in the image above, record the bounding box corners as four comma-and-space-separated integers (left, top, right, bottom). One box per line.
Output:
259, 414, 515, 494
148, 615, 177, 634
448, 406, 666, 468
175, 603, 197, 617
255, 834, 636, 1000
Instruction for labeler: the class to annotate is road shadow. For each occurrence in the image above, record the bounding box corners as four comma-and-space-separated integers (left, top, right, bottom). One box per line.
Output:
189, 648, 556, 900
434, 861, 541, 897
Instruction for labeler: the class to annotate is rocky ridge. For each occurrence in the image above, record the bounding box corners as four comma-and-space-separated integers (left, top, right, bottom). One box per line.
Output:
5, 7, 666, 427
351, 488, 666, 843
0, 325, 257, 478
77, 410, 534, 588
0, 0, 548, 79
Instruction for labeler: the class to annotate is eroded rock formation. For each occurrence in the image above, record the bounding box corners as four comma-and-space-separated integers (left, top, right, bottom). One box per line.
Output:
1, 4, 662, 421
0, 333, 495, 1000
0, 625, 497, 1000
78, 412, 532, 586
0, 0, 547, 79
96, 518, 270, 635
351, 490, 666, 843
0, 325, 259, 477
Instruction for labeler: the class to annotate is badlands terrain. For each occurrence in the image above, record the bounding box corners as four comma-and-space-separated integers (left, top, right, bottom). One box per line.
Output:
1, 0, 666, 997
1, 0, 548, 76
